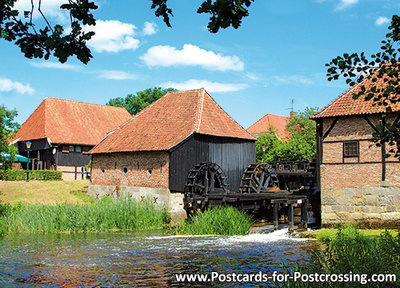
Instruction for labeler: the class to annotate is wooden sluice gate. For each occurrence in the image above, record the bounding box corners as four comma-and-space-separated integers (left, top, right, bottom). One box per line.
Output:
183, 161, 318, 231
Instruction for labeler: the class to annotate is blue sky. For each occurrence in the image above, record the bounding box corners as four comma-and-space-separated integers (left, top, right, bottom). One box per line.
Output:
0, 0, 398, 128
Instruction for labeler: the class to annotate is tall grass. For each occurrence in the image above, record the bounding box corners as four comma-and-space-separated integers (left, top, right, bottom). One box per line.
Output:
280, 225, 400, 287
0, 197, 170, 236
171, 206, 253, 236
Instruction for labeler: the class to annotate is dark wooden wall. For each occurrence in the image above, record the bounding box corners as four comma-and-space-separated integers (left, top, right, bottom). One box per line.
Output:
56, 150, 91, 166
17, 139, 91, 168
169, 133, 256, 193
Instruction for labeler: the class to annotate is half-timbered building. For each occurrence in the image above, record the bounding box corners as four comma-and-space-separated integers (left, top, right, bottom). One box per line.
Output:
12, 98, 132, 180
311, 78, 400, 227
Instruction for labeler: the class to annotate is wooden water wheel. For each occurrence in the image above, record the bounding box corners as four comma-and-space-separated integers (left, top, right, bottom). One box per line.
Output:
183, 162, 229, 215
239, 163, 279, 193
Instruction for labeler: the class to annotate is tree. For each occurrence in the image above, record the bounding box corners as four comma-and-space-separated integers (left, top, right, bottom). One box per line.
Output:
107, 87, 176, 116
255, 107, 317, 162
0, 105, 19, 170
326, 14, 400, 158
0, 0, 254, 64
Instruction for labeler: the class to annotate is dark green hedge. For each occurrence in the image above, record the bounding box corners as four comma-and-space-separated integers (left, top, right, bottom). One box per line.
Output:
0, 170, 62, 181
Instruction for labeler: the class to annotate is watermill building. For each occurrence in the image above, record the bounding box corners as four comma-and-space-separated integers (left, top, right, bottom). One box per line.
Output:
12, 98, 132, 180
311, 76, 400, 227
88, 89, 256, 219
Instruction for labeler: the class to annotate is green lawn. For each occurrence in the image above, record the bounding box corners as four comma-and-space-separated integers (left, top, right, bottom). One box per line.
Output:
0, 180, 91, 205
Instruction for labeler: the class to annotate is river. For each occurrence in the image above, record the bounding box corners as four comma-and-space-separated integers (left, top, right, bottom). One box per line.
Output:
0, 228, 315, 287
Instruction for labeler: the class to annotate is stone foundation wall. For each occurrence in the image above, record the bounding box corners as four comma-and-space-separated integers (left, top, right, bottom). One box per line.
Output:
88, 184, 186, 224
321, 185, 400, 227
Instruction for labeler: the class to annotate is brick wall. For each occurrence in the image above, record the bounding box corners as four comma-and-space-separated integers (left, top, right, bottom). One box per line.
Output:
91, 151, 169, 189
319, 114, 400, 227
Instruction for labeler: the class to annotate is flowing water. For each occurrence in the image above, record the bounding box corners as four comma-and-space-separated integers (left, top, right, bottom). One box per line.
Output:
0, 228, 316, 287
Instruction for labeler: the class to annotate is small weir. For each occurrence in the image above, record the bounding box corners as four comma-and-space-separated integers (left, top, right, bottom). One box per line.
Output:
0, 228, 316, 287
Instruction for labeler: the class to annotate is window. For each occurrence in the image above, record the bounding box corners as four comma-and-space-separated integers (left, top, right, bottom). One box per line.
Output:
69, 145, 74, 152
343, 141, 359, 157
75, 146, 82, 153
101, 168, 105, 174
123, 167, 128, 174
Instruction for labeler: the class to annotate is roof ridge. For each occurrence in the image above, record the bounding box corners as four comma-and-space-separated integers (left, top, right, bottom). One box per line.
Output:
91, 90, 174, 151
43, 97, 128, 111
203, 89, 255, 139
43, 98, 48, 139
194, 88, 205, 132
247, 113, 287, 129
311, 81, 363, 119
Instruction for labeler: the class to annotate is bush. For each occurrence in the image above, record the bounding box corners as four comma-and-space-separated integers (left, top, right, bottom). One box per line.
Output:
171, 206, 253, 236
0, 169, 62, 181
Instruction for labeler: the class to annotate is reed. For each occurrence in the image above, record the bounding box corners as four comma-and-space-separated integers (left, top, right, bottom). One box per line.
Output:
279, 225, 400, 287
171, 206, 253, 236
0, 197, 169, 236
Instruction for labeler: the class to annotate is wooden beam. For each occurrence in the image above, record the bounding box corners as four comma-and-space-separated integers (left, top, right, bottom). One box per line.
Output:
323, 118, 338, 139
301, 199, 308, 229
381, 117, 386, 181
288, 203, 294, 231
273, 203, 279, 230
363, 115, 379, 134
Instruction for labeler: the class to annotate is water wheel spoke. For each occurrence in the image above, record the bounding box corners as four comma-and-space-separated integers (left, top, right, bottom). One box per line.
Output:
184, 162, 229, 216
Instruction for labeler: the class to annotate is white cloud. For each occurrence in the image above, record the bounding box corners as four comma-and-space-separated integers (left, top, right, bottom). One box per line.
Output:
0, 78, 34, 95
335, 0, 358, 10
29, 61, 81, 70
160, 79, 248, 93
86, 20, 140, 53
14, 0, 68, 23
98, 70, 137, 80
269, 75, 314, 85
375, 16, 390, 26
245, 72, 260, 81
143, 22, 157, 35
141, 44, 244, 71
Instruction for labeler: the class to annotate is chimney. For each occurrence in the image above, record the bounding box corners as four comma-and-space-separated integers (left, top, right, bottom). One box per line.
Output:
290, 111, 296, 118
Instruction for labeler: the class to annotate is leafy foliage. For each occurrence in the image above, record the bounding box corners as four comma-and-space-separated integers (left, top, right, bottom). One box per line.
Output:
197, 0, 254, 33
0, 169, 62, 181
255, 108, 317, 162
1, 0, 255, 63
0, 106, 19, 170
0, 0, 97, 64
107, 87, 176, 116
326, 14, 400, 159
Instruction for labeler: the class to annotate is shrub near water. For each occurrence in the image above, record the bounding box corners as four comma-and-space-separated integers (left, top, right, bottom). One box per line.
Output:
172, 206, 253, 236
281, 226, 400, 288
0, 197, 169, 235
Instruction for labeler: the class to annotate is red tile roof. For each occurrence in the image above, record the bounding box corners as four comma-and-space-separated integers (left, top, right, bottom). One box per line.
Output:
13, 98, 132, 145
311, 74, 400, 119
90, 89, 255, 154
247, 113, 290, 140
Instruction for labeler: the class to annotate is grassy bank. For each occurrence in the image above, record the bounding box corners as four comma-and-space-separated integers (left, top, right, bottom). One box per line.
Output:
302, 226, 399, 240
171, 206, 253, 236
0, 180, 91, 205
283, 226, 400, 287
0, 197, 170, 236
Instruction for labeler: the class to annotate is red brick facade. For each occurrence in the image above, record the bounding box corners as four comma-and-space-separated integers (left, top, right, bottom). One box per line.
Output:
318, 114, 400, 226
321, 115, 399, 188
91, 152, 169, 189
